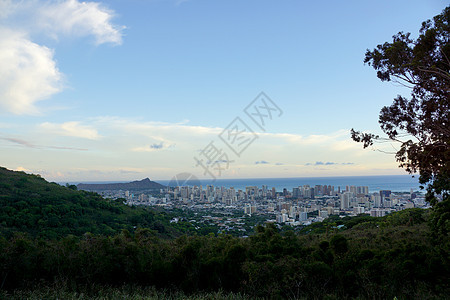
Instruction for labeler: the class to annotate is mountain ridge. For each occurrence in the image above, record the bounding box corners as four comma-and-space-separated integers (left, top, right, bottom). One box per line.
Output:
77, 177, 166, 191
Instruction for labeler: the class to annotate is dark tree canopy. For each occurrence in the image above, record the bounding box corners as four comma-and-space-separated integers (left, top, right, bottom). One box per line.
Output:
352, 7, 449, 236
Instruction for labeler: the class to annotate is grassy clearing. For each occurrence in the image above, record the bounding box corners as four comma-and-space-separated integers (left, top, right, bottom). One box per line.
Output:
0, 284, 257, 300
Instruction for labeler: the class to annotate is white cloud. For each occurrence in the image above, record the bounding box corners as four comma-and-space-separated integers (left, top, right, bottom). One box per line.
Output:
93, 117, 356, 152
0, 0, 124, 115
0, 114, 403, 181
331, 139, 360, 151
0, 29, 63, 115
40, 121, 100, 140
37, 0, 124, 45
259, 129, 350, 148
94, 116, 222, 146
1, 0, 123, 46
15, 166, 31, 173
0, 0, 15, 19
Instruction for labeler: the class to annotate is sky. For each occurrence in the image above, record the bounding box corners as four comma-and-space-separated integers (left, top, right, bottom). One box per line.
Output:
0, 0, 447, 182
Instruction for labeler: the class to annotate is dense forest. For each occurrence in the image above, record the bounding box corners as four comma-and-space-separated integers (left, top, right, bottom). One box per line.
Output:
0, 167, 449, 299
0, 167, 271, 239
0, 167, 181, 239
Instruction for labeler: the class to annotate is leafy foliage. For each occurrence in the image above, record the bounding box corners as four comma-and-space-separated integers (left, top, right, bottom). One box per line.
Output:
351, 6, 450, 239
0, 166, 448, 298
0, 167, 178, 239
0, 213, 448, 299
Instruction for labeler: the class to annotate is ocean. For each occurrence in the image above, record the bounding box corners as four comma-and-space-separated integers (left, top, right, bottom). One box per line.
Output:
155, 175, 423, 193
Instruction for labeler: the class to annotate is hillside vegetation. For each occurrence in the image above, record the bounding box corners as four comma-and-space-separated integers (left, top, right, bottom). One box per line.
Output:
1, 213, 448, 299
0, 167, 177, 239
0, 167, 449, 299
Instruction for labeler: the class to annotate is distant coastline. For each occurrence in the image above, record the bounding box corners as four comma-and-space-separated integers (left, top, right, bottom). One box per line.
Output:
65, 174, 422, 193
160, 174, 422, 193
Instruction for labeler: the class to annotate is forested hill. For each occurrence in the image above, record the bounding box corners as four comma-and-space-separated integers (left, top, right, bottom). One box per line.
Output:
0, 167, 177, 239
1, 167, 449, 298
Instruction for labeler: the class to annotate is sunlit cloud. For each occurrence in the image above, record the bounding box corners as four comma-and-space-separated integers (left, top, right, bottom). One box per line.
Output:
37, 0, 124, 45
0, 29, 63, 115
94, 116, 222, 145
39, 121, 101, 140
15, 166, 31, 173
0, 114, 403, 181
0, 0, 124, 115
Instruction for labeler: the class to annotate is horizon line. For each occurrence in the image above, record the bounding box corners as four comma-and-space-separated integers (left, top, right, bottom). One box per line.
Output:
59, 173, 419, 184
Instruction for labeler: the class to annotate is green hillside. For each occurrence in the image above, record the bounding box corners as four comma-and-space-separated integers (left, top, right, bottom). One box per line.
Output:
0, 167, 176, 239
0, 166, 449, 298
1, 211, 449, 299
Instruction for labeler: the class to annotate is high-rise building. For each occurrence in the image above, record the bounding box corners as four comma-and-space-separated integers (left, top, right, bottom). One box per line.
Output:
372, 193, 381, 207
246, 186, 257, 196
262, 185, 267, 197
229, 187, 236, 198
340, 192, 352, 209
180, 186, 189, 199
328, 185, 334, 195
380, 190, 391, 199
206, 185, 214, 197
299, 212, 308, 221
353, 206, 365, 215
350, 186, 357, 196
380, 190, 392, 207
244, 205, 257, 215
314, 185, 322, 196
303, 188, 311, 199
319, 210, 328, 218
357, 186, 369, 195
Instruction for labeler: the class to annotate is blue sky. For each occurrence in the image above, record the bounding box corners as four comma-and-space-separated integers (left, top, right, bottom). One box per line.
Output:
0, 0, 446, 182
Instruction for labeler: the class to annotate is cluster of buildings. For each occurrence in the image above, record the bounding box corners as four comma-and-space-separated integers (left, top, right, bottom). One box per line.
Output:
105, 183, 428, 226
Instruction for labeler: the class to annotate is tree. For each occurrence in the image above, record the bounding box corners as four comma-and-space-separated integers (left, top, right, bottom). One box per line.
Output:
351, 7, 449, 237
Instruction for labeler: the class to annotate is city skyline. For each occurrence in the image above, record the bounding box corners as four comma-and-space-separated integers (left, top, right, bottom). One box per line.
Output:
0, 0, 447, 181
91, 179, 426, 229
